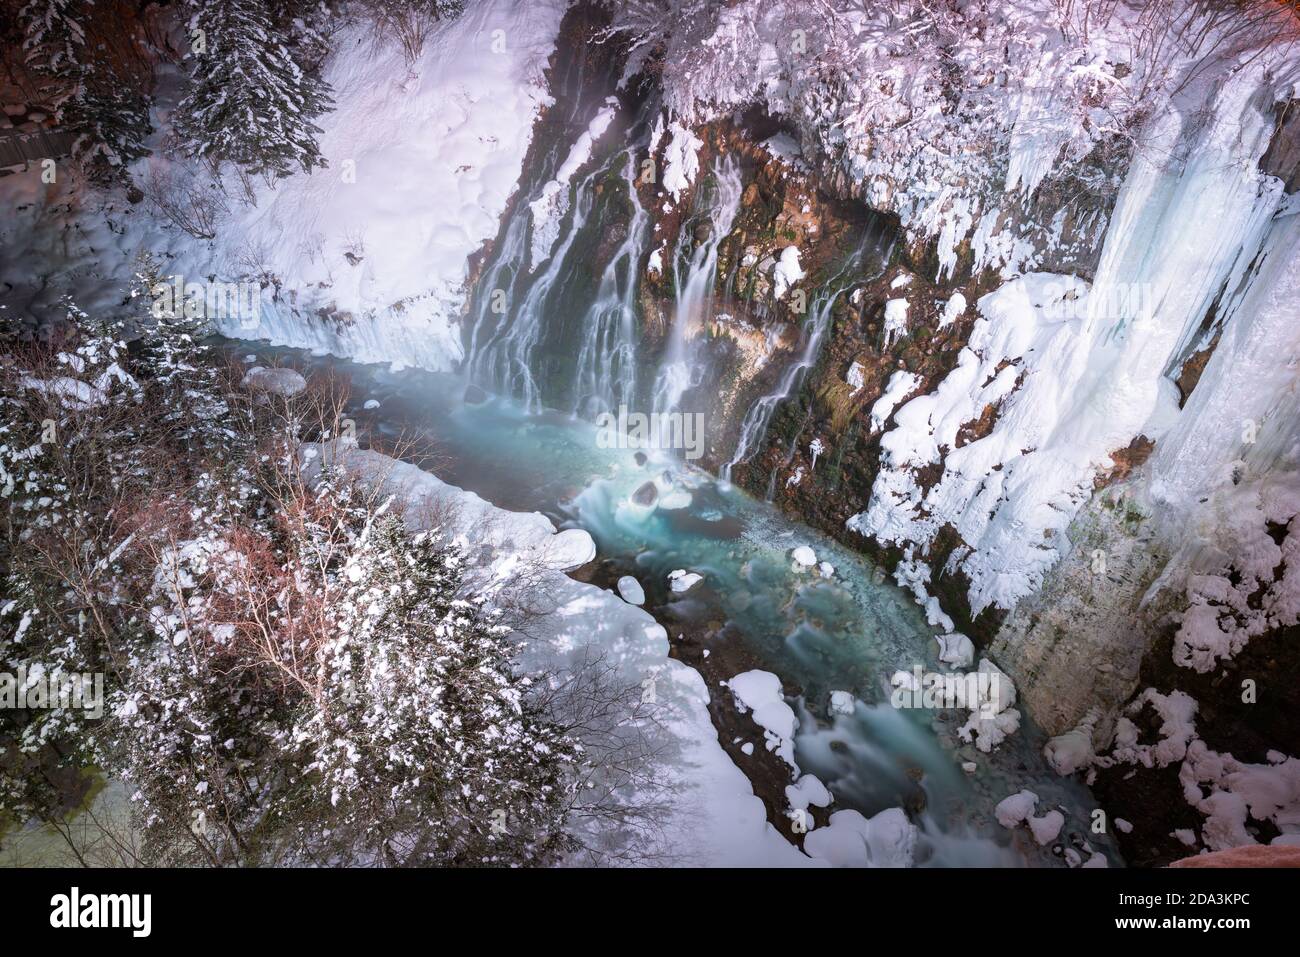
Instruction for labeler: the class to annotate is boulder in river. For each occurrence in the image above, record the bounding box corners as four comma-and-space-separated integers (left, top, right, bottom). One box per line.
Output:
616, 575, 646, 605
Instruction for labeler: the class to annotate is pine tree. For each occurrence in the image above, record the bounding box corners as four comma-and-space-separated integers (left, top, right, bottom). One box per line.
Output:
18, 0, 85, 86
66, 80, 152, 186
174, 0, 334, 180
18, 1, 153, 185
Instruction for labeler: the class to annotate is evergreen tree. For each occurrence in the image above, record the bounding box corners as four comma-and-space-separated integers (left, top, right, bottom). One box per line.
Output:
66, 79, 152, 186
18, 0, 85, 86
18, 1, 153, 186
174, 0, 334, 180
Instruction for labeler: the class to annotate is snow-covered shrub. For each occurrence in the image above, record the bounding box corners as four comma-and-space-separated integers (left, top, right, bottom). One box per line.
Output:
3, 301, 651, 865
360, 0, 468, 64
174, 0, 335, 180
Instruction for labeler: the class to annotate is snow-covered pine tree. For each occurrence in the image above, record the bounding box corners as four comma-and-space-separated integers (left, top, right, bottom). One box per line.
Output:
17, 1, 153, 185
174, 0, 334, 180
293, 507, 580, 865
65, 79, 152, 186
17, 0, 86, 85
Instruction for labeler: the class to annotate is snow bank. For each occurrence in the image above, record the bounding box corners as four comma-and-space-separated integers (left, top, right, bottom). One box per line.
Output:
301, 441, 813, 866
212, 0, 567, 369
804, 808, 917, 868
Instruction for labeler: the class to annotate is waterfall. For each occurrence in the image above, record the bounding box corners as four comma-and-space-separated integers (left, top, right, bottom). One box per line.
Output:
570, 152, 653, 419
721, 225, 892, 483
466, 167, 601, 411
651, 155, 744, 415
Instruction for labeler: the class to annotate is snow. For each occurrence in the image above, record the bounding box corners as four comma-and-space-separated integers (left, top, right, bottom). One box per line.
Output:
300, 440, 813, 866
538, 527, 596, 571
725, 669, 797, 767
939, 292, 966, 329
200, 0, 565, 371
868, 370, 920, 434
846, 360, 866, 396
881, 297, 909, 347
838, 9, 1299, 617
1028, 810, 1064, 845
790, 545, 816, 568
668, 569, 703, 593
994, 789, 1038, 828
240, 366, 306, 396
956, 658, 1021, 753
616, 575, 646, 605
804, 808, 917, 868
1043, 707, 1101, 776
935, 633, 974, 668
785, 774, 832, 811
771, 246, 804, 300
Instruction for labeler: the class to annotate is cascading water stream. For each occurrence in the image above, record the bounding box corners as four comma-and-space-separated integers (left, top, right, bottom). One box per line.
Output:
721, 221, 894, 484
467, 167, 602, 411
650, 156, 744, 416
570, 151, 653, 419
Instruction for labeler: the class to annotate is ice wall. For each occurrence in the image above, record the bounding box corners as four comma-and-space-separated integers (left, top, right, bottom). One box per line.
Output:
848, 37, 1299, 615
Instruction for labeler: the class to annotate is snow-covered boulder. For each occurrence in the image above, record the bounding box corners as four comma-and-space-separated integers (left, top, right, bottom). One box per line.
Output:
955, 659, 1020, 753
785, 774, 832, 811
790, 545, 817, 568
804, 808, 917, 868
616, 575, 645, 605
539, 528, 596, 571
668, 569, 703, 593
241, 366, 307, 397
936, 633, 974, 668
994, 789, 1038, 829
1043, 707, 1101, 776
726, 670, 797, 767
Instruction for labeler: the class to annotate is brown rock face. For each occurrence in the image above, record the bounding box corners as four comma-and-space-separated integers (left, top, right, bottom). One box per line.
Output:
1169, 845, 1300, 868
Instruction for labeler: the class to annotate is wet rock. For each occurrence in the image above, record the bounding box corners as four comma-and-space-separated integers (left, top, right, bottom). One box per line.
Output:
463, 383, 489, 405
632, 481, 658, 506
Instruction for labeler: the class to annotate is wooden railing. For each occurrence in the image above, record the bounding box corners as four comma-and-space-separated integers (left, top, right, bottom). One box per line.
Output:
0, 128, 79, 171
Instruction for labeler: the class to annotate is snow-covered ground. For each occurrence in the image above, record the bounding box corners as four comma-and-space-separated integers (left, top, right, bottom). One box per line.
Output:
1, 0, 566, 372
301, 440, 816, 867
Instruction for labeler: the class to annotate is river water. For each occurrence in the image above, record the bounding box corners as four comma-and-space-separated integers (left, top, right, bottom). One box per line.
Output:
223, 339, 1119, 868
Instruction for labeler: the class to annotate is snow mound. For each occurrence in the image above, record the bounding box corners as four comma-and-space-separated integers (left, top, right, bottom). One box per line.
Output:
616, 575, 645, 605
804, 808, 917, 868
241, 366, 307, 396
